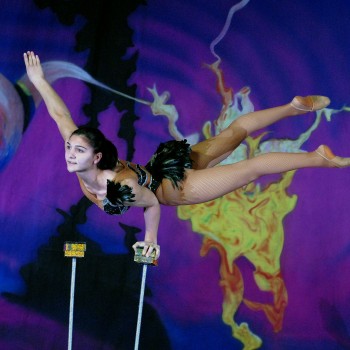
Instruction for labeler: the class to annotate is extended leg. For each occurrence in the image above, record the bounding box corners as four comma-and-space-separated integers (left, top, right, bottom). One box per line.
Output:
180, 145, 348, 204
190, 96, 330, 169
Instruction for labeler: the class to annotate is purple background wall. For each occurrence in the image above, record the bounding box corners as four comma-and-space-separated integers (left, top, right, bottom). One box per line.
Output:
1, 0, 350, 349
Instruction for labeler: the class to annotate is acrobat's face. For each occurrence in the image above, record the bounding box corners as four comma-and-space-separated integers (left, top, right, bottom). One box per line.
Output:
65, 134, 101, 173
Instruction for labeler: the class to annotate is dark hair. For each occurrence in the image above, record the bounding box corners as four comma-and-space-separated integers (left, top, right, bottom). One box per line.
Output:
70, 126, 118, 170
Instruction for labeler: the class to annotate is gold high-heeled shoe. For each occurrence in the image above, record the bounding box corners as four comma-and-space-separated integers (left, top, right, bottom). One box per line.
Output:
316, 145, 350, 168
291, 95, 330, 111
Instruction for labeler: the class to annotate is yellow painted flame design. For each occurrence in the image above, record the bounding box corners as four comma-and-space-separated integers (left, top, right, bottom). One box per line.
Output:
178, 135, 297, 349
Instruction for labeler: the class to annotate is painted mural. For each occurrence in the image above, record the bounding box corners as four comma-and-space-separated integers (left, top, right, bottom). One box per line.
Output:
1, 1, 350, 349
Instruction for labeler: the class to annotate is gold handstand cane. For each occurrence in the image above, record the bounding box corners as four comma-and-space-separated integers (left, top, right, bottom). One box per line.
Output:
133, 247, 158, 350
64, 242, 86, 350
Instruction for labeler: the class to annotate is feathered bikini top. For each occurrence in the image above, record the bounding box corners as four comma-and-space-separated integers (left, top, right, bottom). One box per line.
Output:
103, 163, 159, 215
79, 140, 192, 216
103, 140, 192, 215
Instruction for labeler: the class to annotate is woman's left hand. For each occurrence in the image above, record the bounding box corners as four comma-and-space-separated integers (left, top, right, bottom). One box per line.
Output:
132, 241, 160, 260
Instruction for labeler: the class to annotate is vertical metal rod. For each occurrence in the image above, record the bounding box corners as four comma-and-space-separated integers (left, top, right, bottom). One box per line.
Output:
68, 257, 77, 350
134, 264, 148, 350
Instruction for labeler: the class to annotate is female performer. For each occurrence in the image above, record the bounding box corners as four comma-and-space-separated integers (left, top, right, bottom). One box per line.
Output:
24, 51, 350, 260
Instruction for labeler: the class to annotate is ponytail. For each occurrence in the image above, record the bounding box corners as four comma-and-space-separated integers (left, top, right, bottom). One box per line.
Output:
98, 138, 118, 170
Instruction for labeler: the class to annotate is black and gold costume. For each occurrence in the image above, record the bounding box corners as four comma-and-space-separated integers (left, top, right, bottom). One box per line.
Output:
80, 140, 192, 215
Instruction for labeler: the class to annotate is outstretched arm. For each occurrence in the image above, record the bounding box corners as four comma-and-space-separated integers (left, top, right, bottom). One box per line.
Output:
121, 178, 161, 259
140, 203, 161, 257
23, 51, 77, 141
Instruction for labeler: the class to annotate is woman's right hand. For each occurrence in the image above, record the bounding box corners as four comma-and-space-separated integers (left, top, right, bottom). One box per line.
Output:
23, 51, 45, 84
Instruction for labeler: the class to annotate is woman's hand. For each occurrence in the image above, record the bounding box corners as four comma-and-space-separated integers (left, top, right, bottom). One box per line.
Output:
133, 241, 160, 260
23, 51, 45, 84
22, 51, 77, 141
120, 178, 161, 260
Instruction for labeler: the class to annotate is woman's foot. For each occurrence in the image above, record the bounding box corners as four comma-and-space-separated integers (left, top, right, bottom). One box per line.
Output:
316, 145, 350, 168
291, 95, 330, 112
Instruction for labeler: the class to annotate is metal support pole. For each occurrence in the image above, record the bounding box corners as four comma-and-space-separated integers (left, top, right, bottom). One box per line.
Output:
133, 247, 158, 350
64, 242, 86, 350
134, 264, 148, 350
68, 258, 77, 350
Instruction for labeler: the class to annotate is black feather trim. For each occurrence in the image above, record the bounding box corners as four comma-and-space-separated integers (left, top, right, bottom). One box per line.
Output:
106, 180, 135, 204
145, 140, 192, 189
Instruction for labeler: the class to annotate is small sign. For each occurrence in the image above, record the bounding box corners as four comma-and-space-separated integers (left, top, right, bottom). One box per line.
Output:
64, 242, 87, 258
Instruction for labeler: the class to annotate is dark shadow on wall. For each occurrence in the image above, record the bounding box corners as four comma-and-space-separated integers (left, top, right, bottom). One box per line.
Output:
33, 0, 147, 160
2, 197, 171, 350
319, 298, 350, 350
